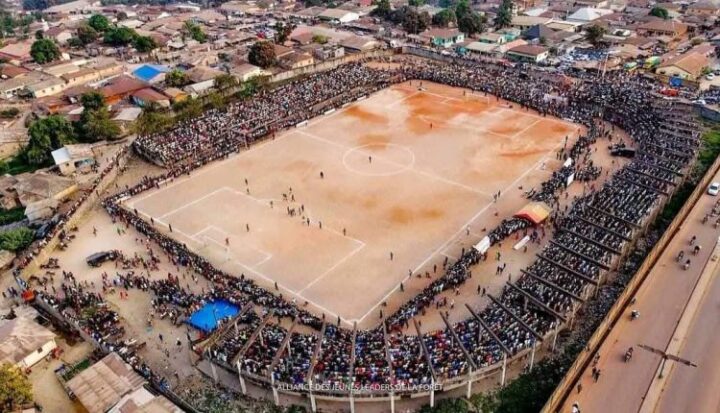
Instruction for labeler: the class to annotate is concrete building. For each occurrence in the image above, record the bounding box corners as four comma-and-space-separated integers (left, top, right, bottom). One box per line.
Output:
0, 316, 57, 369
506, 44, 549, 63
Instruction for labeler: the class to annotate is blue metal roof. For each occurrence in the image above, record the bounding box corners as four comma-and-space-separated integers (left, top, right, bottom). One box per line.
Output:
132, 64, 169, 82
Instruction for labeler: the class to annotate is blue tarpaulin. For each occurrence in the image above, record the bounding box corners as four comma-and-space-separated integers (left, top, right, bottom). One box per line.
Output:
132, 64, 169, 83
187, 300, 240, 333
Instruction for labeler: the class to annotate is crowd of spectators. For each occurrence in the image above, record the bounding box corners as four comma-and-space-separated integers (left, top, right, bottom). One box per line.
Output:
86, 57, 702, 396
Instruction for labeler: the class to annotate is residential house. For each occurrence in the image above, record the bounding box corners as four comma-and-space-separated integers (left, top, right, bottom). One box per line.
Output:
477, 33, 506, 44
27, 77, 66, 98
184, 65, 225, 95
506, 44, 549, 63
0, 315, 56, 369
51, 144, 96, 176
339, 35, 380, 52
101, 75, 148, 104
318, 9, 360, 23
66, 353, 181, 413
131, 88, 170, 108
636, 19, 688, 39
0, 41, 33, 64
656, 52, 709, 82
510, 16, 553, 30
422, 28, 465, 48
44, 0, 92, 16
566, 7, 614, 23
230, 63, 269, 82
313, 45, 345, 60
44, 26, 73, 45
686, 1, 720, 17
279, 51, 315, 69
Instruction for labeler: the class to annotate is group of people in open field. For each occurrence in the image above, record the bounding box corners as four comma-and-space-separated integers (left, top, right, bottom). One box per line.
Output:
9, 57, 701, 399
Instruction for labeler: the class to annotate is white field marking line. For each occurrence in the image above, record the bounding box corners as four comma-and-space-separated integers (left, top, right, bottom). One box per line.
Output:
354, 128, 572, 323
509, 119, 543, 140
297, 241, 367, 294
296, 129, 492, 197
157, 187, 230, 220
198, 230, 273, 270
146, 213, 347, 322
385, 90, 421, 108
197, 224, 273, 268
354, 199, 497, 324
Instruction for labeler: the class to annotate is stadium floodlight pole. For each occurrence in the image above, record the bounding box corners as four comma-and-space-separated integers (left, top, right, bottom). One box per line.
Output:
638, 344, 697, 379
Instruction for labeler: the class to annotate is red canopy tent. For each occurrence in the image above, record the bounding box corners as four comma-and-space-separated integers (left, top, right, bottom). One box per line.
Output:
514, 202, 552, 225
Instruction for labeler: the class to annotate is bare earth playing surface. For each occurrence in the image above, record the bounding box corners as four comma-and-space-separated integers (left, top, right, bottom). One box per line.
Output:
125, 81, 580, 325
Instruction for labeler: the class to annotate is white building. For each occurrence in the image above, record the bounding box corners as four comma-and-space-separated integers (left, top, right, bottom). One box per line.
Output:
318, 8, 360, 23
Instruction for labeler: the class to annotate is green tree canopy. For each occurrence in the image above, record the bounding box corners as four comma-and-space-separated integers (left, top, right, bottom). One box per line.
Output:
248, 41, 277, 68
432, 8, 457, 27
89, 14, 111, 32
273, 21, 295, 44
25, 115, 75, 165
0, 363, 33, 410
0, 227, 35, 251
133, 103, 173, 136
585, 24, 606, 47
214, 73, 238, 95
30, 38, 60, 64
103, 26, 137, 46
371, 0, 392, 18
133, 35, 157, 53
76, 23, 98, 45
397, 7, 430, 34
22, 0, 48, 11
165, 69, 190, 87
649, 6, 669, 19
76, 91, 119, 142
184, 21, 207, 43
495, 0, 513, 29
458, 12, 485, 36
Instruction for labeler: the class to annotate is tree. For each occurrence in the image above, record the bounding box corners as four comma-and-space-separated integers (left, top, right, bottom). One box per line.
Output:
454, 0, 471, 19
133, 35, 157, 53
173, 97, 203, 123
401, 7, 430, 35
371, 0, 392, 18
0, 363, 33, 410
30, 38, 60, 64
273, 21, 295, 44
433, 8, 457, 27
88, 14, 111, 32
133, 103, 173, 136
409, 0, 425, 6
0, 227, 35, 251
117, 11, 128, 21
585, 24, 606, 47
25, 115, 75, 165
22, 0, 49, 10
76, 91, 119, 142
458, 12, 485, 36
312, 34, 329, 44
184, 21, 206, 43
438, 0, 455, 7
165, 69, 190, 87
214, 73, 238, 95
495, 0, 513, 29
76, 23, 98, 45
650, 6, 669, 19
248, 41, 277, 68
104, 26, 137, 46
